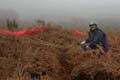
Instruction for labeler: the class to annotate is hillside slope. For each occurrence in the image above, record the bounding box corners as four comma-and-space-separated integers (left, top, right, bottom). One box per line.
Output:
0, 26, 120, 80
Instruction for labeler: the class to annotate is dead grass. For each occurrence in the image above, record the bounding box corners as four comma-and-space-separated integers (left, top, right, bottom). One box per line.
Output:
0, 26, 120, 80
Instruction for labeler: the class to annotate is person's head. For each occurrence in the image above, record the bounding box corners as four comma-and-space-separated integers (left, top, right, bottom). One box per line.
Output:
89, 21, 97, 30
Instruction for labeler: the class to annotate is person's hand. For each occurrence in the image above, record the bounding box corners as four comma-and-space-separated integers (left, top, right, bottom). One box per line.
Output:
84, 43, 90, 50
80, 41, 86, 45
96, 44, 106, 55
85, 43, 89, 47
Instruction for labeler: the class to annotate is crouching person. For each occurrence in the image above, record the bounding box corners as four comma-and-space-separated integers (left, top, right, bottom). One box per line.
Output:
81, 21, 109, 58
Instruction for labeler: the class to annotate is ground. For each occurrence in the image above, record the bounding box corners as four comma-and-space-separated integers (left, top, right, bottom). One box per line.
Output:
0, 26, 120, 80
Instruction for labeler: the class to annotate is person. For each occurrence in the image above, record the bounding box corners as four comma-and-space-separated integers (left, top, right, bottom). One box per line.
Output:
81, 21, 108, 57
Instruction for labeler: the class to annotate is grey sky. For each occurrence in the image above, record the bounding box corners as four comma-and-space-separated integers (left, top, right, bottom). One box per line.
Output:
0, 0, 120, 19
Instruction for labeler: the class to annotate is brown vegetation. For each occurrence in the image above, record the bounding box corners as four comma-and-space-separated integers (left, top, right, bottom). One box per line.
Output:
0, 26, 120, 80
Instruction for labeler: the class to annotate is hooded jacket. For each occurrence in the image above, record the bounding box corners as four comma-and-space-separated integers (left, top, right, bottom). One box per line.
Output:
86, 27, 104, 49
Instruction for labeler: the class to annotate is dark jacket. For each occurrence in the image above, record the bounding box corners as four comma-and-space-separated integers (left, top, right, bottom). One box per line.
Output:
86, 27, 104, 49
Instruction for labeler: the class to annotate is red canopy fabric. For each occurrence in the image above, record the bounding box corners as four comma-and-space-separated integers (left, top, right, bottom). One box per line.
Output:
0, 27, 82, 36
31, 26, 44, 33
0, 26, 45, 36
0, 29, 13, 35
72, 29, 81, 35
13, 28, 31, 36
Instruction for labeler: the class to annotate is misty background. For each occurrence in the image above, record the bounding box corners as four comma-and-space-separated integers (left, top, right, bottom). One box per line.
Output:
0, 0, 120, 29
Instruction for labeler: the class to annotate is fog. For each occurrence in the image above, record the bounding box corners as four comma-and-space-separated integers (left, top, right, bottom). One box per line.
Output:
0, 0, 120, 19
0, 0, 120, 28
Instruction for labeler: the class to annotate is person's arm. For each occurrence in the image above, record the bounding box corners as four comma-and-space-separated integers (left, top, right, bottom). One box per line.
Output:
86, 31, 93, 43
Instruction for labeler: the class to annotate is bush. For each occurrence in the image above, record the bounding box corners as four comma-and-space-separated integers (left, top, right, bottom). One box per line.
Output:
6, 19, 18, 30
